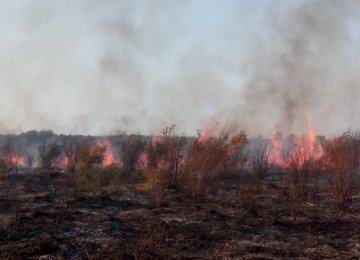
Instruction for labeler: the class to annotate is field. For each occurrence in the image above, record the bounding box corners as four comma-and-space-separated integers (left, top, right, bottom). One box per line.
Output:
1, 169, 360, 259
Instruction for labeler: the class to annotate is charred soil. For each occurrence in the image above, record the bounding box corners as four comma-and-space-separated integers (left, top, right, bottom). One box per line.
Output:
1, 172, 360, 259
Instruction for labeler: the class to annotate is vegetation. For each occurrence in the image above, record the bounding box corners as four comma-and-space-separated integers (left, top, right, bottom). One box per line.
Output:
0, 128, 360, 258
38, 141, 62, 170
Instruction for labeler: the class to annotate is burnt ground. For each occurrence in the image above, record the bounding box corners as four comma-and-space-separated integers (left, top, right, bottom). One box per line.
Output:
1, 172, 360, 259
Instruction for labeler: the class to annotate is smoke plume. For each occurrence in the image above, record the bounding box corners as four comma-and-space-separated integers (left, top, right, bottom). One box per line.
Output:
238, 0, 360, 136
0, 1, 359, 137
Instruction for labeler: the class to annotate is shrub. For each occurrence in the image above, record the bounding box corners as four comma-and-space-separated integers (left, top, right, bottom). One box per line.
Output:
157, 126, 186, 188
74, 141, 106, 190
62, 136, 81, 173
144, 126, 186, 203
120, 134, 146, 173
1, 140, 24, 174
322, 132, 359, 211
248, 139, 270, 192
147, 168, 169, 204
39, 141, 62, 170
181, 129, 247, 202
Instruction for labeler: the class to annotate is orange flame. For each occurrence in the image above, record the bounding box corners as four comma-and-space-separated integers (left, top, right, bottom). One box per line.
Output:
196, 130, 211, 145
97, 139, 115, 167
60, 157, 69, 168
137, 151, 148, 169
10, 154, 25, 167
268, 128, 285, 167
269, 114, 323, 168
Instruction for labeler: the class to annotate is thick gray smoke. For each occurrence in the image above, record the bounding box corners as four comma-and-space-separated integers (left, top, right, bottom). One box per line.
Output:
238, 0, 360, 136
0, 1, 359, 137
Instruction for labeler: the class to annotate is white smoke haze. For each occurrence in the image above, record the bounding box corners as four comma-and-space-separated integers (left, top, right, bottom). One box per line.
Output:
239, 0, 360, 137
0, 0, 359, 136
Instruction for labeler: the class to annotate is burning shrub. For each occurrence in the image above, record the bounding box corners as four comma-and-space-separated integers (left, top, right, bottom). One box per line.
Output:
38, 141, 62, 170
322, 132, 360, 211
0, 139, 26, 174
72, 141, 105, 190
181, 129, 247, 202
145, 126, 186, 181
143, 125, 186, 203
62, 136, 81, 173
120, 134, 146, 173
282, 135, 325, 221
77, 141, 105, 175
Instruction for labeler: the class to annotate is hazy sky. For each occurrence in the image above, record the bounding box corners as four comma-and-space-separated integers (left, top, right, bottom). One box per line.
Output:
0, 0, 359, 136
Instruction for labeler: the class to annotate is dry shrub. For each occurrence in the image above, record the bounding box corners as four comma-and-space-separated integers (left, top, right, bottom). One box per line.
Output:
95, 165, 123, 189
238, 174, 258, 215
147, 126, 186, 187
248, 139, 270, 192
322, 132, 360, 211
281, 136, 325, 221
74, 141, 106, 191
144, 126, 247, 203
147, 168, 168, 204
38, 140, 62, 170
181, 129, 247, 202
144, 126, 186, 203
120, 134, 147, 173
0, 158, 8, 175
62, 136, 81, 173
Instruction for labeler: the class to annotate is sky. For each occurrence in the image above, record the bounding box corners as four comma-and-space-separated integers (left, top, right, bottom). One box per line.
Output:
0, 0, 359, 136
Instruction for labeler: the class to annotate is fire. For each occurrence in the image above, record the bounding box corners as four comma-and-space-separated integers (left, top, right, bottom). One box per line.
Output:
137, 151, 148, 169
61, 157, 69, 168
304, 112, 324, 160
196, 130, 211, 145
269, 114, 324, 168
151, 134, 164, 144
268, 128, 285, 167
97, 139, 115, 167
10, 154, 25, 167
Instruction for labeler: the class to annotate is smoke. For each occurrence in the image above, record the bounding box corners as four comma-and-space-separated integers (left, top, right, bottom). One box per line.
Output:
238, 0, 360, 136
0, 1, 359, 137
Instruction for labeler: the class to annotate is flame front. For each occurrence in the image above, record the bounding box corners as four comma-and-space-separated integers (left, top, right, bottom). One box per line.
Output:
269, 114, 324, 168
